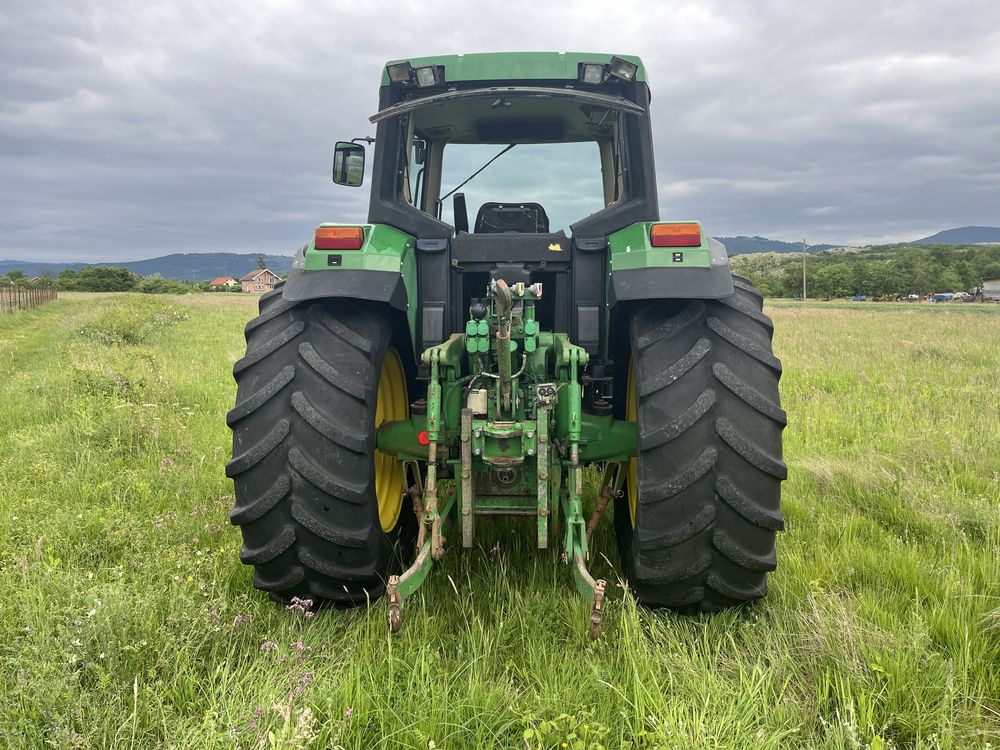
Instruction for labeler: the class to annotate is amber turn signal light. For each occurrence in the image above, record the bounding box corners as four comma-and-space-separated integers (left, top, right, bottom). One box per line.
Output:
314, 226, 364, 250
650, 222, 701, 248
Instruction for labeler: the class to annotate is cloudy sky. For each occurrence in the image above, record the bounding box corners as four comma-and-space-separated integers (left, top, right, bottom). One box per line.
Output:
2, 0, 998, 262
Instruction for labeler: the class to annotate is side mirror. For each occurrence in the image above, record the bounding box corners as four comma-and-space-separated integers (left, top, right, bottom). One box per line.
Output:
332, 142, 365, 187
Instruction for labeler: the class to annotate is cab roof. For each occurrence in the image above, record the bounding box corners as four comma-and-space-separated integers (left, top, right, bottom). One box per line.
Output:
380, 51, 647, 87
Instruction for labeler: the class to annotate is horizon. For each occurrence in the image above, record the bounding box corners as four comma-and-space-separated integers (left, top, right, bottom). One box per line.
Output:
3, 225, 999, 268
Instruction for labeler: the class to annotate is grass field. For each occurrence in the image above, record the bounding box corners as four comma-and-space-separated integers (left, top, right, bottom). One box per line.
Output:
1, 293, 998, 749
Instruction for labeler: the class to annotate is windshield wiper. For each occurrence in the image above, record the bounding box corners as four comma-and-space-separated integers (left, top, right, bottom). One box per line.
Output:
439, 144, 516, 203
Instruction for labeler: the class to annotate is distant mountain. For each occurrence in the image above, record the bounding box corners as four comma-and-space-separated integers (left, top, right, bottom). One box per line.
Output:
913, 226, 1000, 245
0, 253, 294, 281
714, 236, 838, 255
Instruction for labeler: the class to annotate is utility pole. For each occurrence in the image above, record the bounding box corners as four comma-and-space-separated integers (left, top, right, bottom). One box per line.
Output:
802, 238, 808, 300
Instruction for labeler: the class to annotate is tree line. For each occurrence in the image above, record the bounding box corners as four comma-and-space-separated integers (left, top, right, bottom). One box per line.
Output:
729, 244, 1000, 299
1, 267, 242, 293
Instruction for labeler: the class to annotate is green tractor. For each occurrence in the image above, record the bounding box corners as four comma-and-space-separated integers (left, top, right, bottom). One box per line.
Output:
227, 52, 786, 637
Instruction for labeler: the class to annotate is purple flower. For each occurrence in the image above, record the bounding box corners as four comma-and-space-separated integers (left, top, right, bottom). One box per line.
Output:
345, 707, 353, 719
286, 596, 316, 617
259, 640, 279, 652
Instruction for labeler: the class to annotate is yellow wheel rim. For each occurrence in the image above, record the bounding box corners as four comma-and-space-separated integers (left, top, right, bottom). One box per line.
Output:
374, 348, 408, 532
627, 356, 638, 527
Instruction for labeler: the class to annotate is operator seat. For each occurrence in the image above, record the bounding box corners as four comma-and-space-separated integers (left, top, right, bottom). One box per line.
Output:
474, 202, 550, 233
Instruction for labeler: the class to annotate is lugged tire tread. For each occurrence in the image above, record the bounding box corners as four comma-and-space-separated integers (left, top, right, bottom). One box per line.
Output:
253, 565, 305, 592
233, 321, 305, 375
717, 292, 774, 330
706, 571, 767, 600
298, 342, 371, 402
230, 474, 291, 525
635, 300, 705, 351
706, 317, 782, 373
637, 504, 716, 551
716, 418, 788, 479
228, 293, 408, 606
712, 529, 777, 571
245, 296, 300, 334
617, 277, 785, 612
313, 308, 374, 354
240, 525, 296, 564
731, 275, 764, 302
298, 546, 377, 581
225, 419, 290, 477
290, 391, 368, 453
289, 501, 368, 548
634, 551, 713, 585
716, 475, 785, 530
712, 363, 787, 425
641, 447, 717, 506
637, 338, 711, 397
226, 366, 295, 426
639, 388, 716, 450
288, 447, 368, 504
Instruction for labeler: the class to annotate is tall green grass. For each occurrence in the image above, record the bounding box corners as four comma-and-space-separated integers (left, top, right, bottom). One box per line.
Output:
0, 294, 997, 749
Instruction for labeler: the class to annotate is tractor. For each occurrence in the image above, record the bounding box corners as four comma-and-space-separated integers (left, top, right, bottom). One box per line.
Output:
226, 52, 786, 637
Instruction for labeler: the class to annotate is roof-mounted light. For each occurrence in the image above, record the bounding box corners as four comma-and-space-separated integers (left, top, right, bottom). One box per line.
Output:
608, 56, 638, 82
413, 65, 441, 88
578, 62, 606, 85
386, 61, 413, 83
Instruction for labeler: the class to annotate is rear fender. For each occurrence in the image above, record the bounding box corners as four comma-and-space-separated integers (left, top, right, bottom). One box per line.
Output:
281, 223, 418, 354
607, 222, 734, 304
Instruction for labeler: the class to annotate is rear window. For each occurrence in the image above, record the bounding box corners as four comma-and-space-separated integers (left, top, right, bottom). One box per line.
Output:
439, 142, 604, 233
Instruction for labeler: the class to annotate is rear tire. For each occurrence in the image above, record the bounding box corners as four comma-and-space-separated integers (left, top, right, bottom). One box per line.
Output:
226, 286, 413, 605
614, 275, 786, 611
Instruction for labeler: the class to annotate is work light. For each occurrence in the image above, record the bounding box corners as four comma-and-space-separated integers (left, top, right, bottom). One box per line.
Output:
386, 61, 413, 83
608, 56, 638, 81
579, 62, 605, 84
414, 65, 440, 87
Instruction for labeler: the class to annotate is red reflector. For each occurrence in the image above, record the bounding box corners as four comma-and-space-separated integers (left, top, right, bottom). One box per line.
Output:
650, 222, 701, 247
314, 226, 364, 250
417, 430, 430, 446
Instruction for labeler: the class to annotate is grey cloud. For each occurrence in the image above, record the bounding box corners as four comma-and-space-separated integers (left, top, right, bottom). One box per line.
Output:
1, 0, 998, 262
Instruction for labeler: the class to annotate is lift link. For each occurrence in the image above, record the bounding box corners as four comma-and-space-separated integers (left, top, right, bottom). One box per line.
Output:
384, 280, 628, 638
460, 407, 475, 548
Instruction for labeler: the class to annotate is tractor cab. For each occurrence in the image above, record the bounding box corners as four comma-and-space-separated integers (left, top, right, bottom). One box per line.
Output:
336, 53, 666, 357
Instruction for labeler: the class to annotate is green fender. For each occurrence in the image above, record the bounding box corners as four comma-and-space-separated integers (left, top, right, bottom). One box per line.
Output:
282, 223, 418, 348
607, 221, 734, 304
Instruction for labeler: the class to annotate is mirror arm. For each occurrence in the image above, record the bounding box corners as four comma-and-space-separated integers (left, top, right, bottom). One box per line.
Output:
351, 136, 376, 145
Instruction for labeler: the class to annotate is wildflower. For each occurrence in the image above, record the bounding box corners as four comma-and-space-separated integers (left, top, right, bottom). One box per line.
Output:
254, 707, 264, 718
489, 541, 500, 557
160, 458, 173, 467
291, 639, 308, 651
345, 707, 353, 719
286, 596, 315, 615
259, 640, 279, 652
